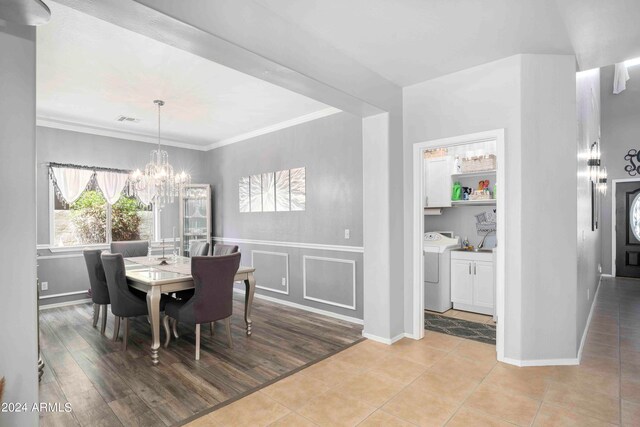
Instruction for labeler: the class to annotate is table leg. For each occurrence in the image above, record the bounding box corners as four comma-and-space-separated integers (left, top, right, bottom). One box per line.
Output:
146, 287, 161, 365
244, 273, 256, 336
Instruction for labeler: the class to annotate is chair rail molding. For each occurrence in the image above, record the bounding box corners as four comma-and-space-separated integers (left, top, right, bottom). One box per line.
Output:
213, 237, 364, 253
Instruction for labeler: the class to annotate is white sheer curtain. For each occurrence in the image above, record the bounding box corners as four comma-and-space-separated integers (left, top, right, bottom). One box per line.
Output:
136, 185, 156, 206
51, 167, 94, 204
95, 171, 129, 205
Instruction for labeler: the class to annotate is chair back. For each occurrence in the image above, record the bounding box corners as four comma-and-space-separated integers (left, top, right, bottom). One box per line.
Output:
191, 253, 241, 324
83, 249, 109, 305
212, 243, 239, 256
110, 240, 148, 257
189, 241, 210, 257
101, 253, 146, 317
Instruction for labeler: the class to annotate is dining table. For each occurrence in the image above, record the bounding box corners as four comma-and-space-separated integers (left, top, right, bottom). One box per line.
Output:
124, 255, 256, 365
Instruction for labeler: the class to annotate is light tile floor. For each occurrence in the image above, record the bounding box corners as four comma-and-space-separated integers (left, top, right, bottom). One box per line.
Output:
187, 276, 640, 426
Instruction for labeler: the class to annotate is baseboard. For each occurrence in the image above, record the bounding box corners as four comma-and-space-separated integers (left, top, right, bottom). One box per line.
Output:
577, 275, 602, 363
501, 356, 579, 367
600, 274, 614, 278
39, 298, 92, 310
232, 288, 363, 325
361, 332, 407, 345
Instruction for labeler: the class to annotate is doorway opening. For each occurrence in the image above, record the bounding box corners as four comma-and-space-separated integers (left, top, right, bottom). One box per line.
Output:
611, 178, 640, 278
412, 129, 506, 359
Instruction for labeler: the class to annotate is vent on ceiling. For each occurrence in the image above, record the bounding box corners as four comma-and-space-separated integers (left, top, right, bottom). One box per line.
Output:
116, 116, 140, 123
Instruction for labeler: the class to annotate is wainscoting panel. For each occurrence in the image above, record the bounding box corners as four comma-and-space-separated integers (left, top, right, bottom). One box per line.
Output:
303, 256, 356, 310
221, 238, 364, 320
251, 250, 290, 295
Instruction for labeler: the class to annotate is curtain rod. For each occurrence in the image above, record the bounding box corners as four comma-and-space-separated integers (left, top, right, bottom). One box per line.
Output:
47, 162, 132, 175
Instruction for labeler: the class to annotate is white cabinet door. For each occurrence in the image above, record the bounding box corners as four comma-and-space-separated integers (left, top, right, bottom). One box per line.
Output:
424, 157, 452, 207
473, 260, 494, 309
451, 259, 473, 305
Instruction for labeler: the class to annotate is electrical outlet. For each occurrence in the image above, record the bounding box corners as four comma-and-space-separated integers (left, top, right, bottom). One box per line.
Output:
41, 281, 48, 291
281, 277, 286, 287
598, 264, 602, 273
344, 229, 350, 239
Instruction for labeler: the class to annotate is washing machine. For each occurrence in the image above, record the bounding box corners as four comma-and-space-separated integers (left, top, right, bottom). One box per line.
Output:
423, 232, 460, 312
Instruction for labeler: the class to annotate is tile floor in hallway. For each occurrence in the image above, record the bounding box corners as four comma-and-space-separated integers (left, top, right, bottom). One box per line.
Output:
186, 276, 640, 426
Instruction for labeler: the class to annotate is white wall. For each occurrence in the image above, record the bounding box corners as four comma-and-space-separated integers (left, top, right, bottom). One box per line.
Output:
576, 69, 602, 351
404, 54, 579, 362
0, 22, 39, 427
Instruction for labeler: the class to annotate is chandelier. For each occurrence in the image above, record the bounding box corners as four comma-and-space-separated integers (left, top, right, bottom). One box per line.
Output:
130, 100, 191, 207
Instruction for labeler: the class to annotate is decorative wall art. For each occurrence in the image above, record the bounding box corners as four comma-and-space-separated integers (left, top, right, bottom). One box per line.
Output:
624, 149, 640, 176
239, 167, 305, 213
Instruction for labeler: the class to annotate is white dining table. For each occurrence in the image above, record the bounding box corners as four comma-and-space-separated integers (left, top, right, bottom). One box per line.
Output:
124, 255, 256, 365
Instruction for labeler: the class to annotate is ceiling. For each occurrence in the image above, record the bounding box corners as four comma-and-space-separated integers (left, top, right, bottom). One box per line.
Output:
253, 0, 575, 86
36, 2, 335, 149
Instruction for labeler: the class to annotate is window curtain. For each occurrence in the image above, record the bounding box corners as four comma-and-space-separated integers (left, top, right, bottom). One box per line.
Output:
50, 166, 94, 205
136, 185, 156, 206
95, 171, 129, 205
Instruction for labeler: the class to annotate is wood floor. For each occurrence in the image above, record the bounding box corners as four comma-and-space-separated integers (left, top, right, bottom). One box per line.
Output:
38, 295, 363, 426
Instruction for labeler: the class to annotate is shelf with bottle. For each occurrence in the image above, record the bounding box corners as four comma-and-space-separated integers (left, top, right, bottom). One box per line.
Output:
451, 169, 496, 179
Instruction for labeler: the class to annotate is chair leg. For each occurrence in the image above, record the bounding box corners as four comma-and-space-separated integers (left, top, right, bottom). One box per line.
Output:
210, 322, 215, 336
195, 324, 201, 361
100, 305, 108, 335
224, 317, 233, 349
163, 315, 171, 348
172, 319, 179, 339
92, 304, 99, 327
112, 316, 121, 341
122, 318, 129, 351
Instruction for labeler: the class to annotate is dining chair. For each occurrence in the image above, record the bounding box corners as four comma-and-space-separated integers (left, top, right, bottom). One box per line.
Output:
83, 249, 110, 334
110, 240, 148, 257
101, 252, 166, 350
212, 243, 239, 256
162, 253, 241, 360
189, 241, 210, 256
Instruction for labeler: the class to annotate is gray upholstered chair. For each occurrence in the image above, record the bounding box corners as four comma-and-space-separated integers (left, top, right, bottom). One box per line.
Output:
212, 243, 238, 256
110, 240, 148, 258
189, 241, 210, 257
83, 249, 110, 334
101, 252, 165, 350
163, 253, 241, 360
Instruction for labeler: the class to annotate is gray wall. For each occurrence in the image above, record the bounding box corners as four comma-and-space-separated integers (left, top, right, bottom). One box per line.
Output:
0, 22, 39, 427
576, 69, 602, 349
36, 127, 207, 305
404, 54, 580, 362
425, 206, 496, 247
601, 64, 640, 274
207, 112, 364, 319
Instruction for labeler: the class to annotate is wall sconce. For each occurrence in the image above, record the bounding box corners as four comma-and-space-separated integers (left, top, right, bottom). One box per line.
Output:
588, 141, 601, 181
597, 167, 608, 196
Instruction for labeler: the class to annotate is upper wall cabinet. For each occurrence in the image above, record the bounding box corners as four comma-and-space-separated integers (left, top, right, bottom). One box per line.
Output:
424, 156, 452, 208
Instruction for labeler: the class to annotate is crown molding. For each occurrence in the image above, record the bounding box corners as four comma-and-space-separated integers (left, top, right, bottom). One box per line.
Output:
204, 107, 341, 150
36, 116, 210, 151
37, 107, 342, 153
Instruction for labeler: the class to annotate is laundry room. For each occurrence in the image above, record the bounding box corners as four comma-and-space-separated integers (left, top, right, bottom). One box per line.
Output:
419, 134, 501, 345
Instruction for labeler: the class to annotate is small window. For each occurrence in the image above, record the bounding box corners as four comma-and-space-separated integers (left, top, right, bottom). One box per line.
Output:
631, 193, 640, 241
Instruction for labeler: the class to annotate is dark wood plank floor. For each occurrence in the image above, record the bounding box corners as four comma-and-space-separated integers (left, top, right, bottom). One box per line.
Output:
39, 295, 363, 426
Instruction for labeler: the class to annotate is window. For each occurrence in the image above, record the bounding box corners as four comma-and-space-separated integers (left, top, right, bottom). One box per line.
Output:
51, 182, 153, 247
